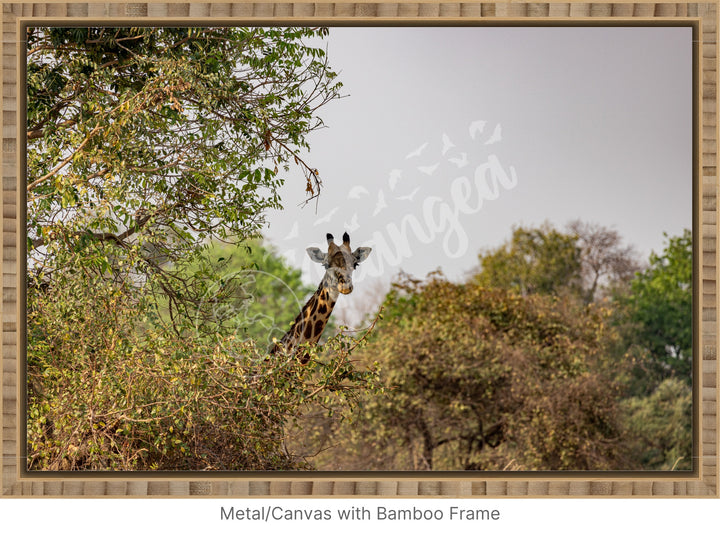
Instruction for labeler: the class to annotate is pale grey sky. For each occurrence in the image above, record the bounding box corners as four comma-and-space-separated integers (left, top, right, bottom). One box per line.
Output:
262, 26, 692, 322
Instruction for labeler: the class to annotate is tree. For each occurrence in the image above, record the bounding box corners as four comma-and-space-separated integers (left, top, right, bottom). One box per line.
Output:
567, 220, 642, 303
475, 221, 641, 304
621, 230, 693, 385
25, 27, 384, 470
605, 231, 692, 470
27, 27, 341, 321
474, 223, 582, 298
313, 273, 630, 471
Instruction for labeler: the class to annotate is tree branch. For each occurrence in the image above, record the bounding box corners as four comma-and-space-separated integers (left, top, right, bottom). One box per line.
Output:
27, 124, 102, 192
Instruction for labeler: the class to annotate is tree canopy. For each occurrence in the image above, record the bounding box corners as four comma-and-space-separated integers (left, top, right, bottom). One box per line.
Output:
310, 225, 692, 471
474, 223, 583, 298
621, 229, 693, 385
474, 221, 641, 303
313, 273, 630, 471
25, 26, 385, 471
568, 220, 642, 303
27, 26, 341, 319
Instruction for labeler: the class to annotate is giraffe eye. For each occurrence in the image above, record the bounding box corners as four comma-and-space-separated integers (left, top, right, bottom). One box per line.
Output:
353, 262, 358, 269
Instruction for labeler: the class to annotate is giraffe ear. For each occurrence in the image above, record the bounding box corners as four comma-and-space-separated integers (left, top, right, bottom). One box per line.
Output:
306, 247, 327, 265
352, 247, 372, 264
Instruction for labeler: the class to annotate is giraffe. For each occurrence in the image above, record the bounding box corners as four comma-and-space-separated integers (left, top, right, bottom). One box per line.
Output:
270, 232, 372, 364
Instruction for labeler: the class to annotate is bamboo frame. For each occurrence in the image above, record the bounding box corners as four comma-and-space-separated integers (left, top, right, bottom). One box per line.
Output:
1, 1, 717, 497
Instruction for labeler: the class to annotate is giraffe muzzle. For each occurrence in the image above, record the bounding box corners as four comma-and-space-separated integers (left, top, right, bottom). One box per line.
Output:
338, 283, 353, 295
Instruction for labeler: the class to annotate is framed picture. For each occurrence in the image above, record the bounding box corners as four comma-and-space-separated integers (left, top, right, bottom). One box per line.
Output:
2, 1, 716, 498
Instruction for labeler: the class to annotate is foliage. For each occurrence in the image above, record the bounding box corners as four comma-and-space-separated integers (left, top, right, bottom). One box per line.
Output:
308, 226, 691, 472
475, 223, 583, 298
620, 230, 692, 386
27, 26, 341, 322
25, 26, 383, 471
475, 221, 642, 304
24, 25, 693, 473
621, 378, 692, 470
27, 267, 379, 470
186, 239, 325, 349
314, 273, 630, 471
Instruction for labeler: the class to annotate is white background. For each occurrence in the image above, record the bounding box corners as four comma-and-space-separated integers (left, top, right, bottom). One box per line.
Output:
1, 497, 718, 534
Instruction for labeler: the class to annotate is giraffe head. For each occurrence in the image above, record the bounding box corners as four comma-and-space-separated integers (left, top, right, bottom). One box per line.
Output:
306, 232, 372, 296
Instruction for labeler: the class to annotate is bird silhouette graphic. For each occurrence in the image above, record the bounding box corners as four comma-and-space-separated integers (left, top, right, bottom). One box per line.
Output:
417, 163, 440, 176
405, 141, 429, 159
373, 190, 388, 215
449, 152, 468, 168
283, 221, 299, 240
313, 207, 339, 226
396, 186, 421, 202
347, 185, 370, 199
441, 133, 455, 155
388, 169, 403, 191
484, 124, 502, 145
345, 213, 360, 232
469, 120, 487, 140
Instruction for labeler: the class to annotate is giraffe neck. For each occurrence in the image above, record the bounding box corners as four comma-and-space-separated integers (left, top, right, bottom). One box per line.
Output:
271, 278, 338, 363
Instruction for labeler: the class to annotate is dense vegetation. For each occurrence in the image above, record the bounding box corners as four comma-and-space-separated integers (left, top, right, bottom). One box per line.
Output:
26, 27, 692, 471
310, 276, 628, 470
26, 26, 382, 471
303, 224, 692, 471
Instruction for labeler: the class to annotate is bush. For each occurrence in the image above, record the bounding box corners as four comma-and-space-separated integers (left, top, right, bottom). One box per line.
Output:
621, 377, 692, 470
27, 271, 379, 470
305, 274, 631, 471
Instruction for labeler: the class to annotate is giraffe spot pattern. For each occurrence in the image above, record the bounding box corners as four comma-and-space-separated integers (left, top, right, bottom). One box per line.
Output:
313, 320, 324, 339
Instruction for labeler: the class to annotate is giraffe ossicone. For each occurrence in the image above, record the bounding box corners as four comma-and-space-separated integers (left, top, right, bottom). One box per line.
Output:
270, 232, 372, 364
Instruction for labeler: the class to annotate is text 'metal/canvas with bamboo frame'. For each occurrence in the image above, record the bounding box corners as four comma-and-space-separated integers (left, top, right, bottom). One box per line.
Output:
1, 1, 718, 497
